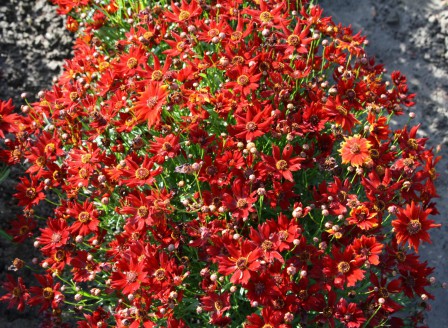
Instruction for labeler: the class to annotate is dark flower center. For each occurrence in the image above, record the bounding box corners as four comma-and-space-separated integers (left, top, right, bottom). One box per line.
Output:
276, 159, 288, 171
135, 168, 150, 180
127, 57, 138, 69
407, 220, 422, 235
236, 257, 248, 270
337, 261, 351, 274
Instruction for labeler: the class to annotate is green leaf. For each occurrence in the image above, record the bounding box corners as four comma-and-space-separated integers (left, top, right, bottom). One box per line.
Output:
0, 164, 10, 184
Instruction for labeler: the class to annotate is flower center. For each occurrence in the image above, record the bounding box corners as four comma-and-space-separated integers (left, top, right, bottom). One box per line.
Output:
81, 154, 91, 164
379, 287, 389, 298
287, 34, 300, 46
54, 250, 65, 262
151, 70, 163, 81
162, 142, 173, 151
178, 10, 190, 21
323, 306, 333, 317
79, 168, 88, 179
236, 257, 248, 270
261, 240, 273, 251
69, 92, 78, 101
407, 138, 418, 150
51, 232, 62, 244
137, 206, 148, 217
176, 42, 185, 52
42, 287, 54, 300
126, 271, 138, 283
236, 198, 248, 208
154, 268, 166, 281
350, 143, 361, 154
336, 105, 347, 116
214, 300, 223, 311
407, 220, 422, 235
337, 261, 350, 274
44, 143, 55, 153
146, 96, 158, 108
36, 156, 46, 167
246, 121, 258, 132
25, 188, 36, 199
19, 225, 29, 235
276, 159, 288, 171
237, 75, 249, 86
127, 57, 138, 69
135, 167, 150, 180
206, 166, 217, 176
278, 230, 288, 241
12, 287, 21, 298
208, 28, 219, 38
78, 211, 91, 223
231, 31, 243, 41
259, 11, 273, 23
396, 251, 406, 262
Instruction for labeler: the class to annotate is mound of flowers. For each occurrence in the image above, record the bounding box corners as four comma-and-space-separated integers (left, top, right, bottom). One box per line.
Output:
0, 0, 443, 327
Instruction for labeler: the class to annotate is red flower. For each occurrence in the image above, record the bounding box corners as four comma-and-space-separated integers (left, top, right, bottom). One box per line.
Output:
339, 135, 372, 167
351, 235, 383, 266
149, 133, 181, 164
13, 177, 45, 209
368, 273, 403, 313
200, 291, 231, 315
111, 257, 149, 295
222, 179, 258, 220
68, 200, 100, 237
391, 201, 440, 253
164, 0, 202, 24
0, 99, 21, 138
133, 81, 169, 128
217, 240, 262, 285
28, 274, 63, 313
346, 203, 379, 231
230, 103, 273, 141
0, 274, 29, 311
121, 155, 163, 188
335, 298, 366, 328
262, 144, 303, 182
225, 66, 262, 97
38, 219, 70, 252
323, 246, 365, 288
7, 215, 37, 243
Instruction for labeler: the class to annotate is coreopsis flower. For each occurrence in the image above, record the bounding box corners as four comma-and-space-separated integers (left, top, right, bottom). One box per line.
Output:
200, 291, 231, 316
149, 134, 181, 164
222, 179, 258, 220
68, 200, 100, 236
225, 66, 262, 97
0, 99, 21, 138
231, 104, 273, 141
335, 298, 366, 328
262, 144, 304, 182
0, 275, 29, 311
391, 201, 440, 253
38, 219, 70, 252
245, 307, 290, 328
217, 240, 262, 285
368, 273, 403, 313
346, 203, 379, 230
133, 81, 169, 128
13, 177, 45, 209
164, 0, 202, 24
351, 235, 384, 266
7, 215, 37, 243
339, 135, 372, 167
323, 246, 365, 288
28, 274, 63, 313
121, 155, 163, 188
110, 257, 149, 295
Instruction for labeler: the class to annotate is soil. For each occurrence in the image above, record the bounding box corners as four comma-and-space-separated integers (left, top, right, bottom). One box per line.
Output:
0, 0, 447, 327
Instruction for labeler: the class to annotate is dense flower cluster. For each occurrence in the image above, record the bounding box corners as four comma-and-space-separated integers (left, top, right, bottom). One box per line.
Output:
0, 0, 443, 327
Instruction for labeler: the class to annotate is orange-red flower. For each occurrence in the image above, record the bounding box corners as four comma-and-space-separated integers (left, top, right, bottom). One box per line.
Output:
339, 135, 372, 167
391, 201, 440, 253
